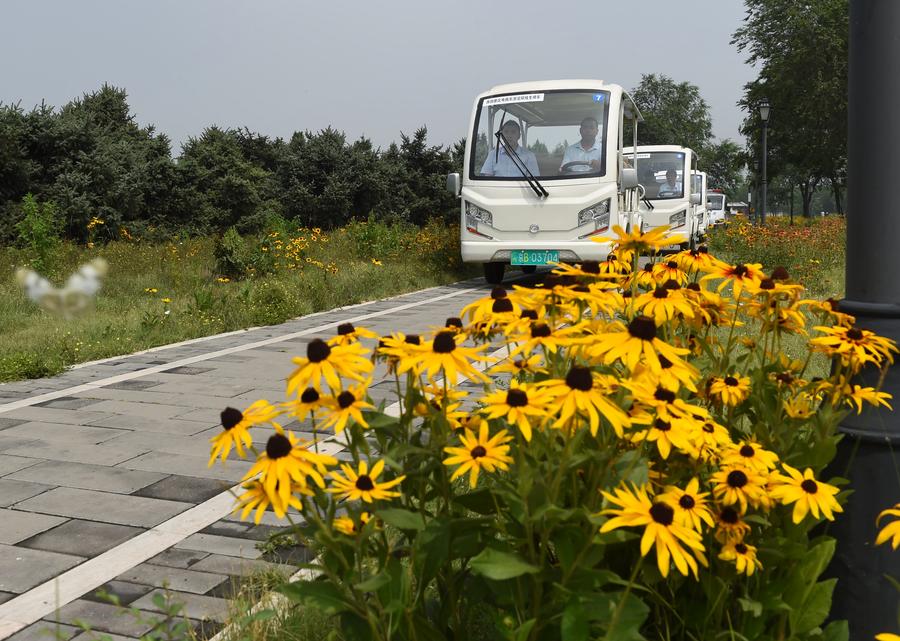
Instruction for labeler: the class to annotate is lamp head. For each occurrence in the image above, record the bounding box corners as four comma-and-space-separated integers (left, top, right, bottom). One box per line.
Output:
759, 98, 771, 122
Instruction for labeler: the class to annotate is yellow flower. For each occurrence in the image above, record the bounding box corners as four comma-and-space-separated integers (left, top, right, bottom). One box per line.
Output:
489, 354, 546, 377
629, 416, 698, 460
600, 484, 706, 579
144, 287, 158, 294
478, 381, 552, 442
769, 464, 843, 523
161, 297, 172, 304
538, 366, 630, 437
233, 479, 310, 524
209, 400, 281, 466
701, 261, 765, 298
593, 224, 686, 257
714, 505, 751, 543
397, 330, 490, 383
634, 287, 695, 323
784, 393, 815, 419
810, 324, 897, 370
721, 441, 779, 473
328, 322, 378, 347
371, 258, 382, 266
329, 459, 405, 503
281, 387, 328, 423
334, 511, 374, 535
287, 339, 373, 394
875, 635, 900, 641
710, 466, 770, 514
708, 374, 751, 406
589, 315, 691, 374
875, 503, 900, 549
318, 381, 374, 434
443, 423, 513, 488
718, 540, 762, 576
660, 478, 715, 532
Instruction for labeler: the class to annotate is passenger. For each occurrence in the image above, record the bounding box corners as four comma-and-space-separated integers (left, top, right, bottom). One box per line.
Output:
559, 117, 602, 173
640, 166, 660, 199
479, 121, 540, 177
657, 169, 682, 197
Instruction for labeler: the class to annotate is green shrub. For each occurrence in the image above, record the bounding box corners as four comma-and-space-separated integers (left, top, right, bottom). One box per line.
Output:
15, 194, 62, 274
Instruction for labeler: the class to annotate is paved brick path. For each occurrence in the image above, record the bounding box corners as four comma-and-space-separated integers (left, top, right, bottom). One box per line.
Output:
0, 276, 508, 641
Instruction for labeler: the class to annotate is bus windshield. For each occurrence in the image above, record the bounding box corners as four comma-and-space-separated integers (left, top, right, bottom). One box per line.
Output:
636, 151, 686, 200
707, 194, 725, 209
470, 90, 610, 181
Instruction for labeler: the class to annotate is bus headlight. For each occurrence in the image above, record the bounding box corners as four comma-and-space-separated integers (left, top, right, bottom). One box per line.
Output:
669, 210, 686, 228
577, 199, 611, 229
465, 202, 493, 228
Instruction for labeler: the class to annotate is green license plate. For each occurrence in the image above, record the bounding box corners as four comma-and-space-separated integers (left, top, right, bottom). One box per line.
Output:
511, 250, 559, 266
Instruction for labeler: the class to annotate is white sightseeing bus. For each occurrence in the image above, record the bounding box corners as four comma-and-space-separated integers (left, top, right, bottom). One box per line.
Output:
447, 80, 643, 284
626, 144, 703, 250
691, 170, 709, 238
707, 189, 727, 227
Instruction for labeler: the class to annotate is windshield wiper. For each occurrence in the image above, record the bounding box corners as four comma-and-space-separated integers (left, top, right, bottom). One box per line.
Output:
642, 197, 655, 210
494, 130, 549, 199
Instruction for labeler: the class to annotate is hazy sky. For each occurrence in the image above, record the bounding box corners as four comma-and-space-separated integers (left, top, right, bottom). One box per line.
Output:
1, 0, 755, 154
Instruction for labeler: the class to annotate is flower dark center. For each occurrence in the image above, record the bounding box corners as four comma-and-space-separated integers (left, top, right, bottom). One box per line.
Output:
492, 298, 514, 313
307, 339, 331, 363
471, 445, 487, 459
565, 366, 594, 391
847, 328, 863, 341
628, 316, 657, 341
541, 275, 561, 289
220, 407, 243, 430
514, 359, 527, 369
649, 502, 675, 526
266, 434, 292, 459
801, 479, 819, 494
733, 264, 749, 277
301, 388, 320, 404
506, 389, 528, 407
653, 287, 669, 299
405, 334, 421, 345
699, 246, 709, 254
445, 317, 463, 328
581, 260, 601, 274
643, 263, 654, 273
659, 355, 673, 369
720, 507, 740, 524
739, 445, 755, 458
654, 388, 676, 403
574, 285, 590, 293
663, 279, 681, 290
337, 323, 355, 335
607, 253, 617, 261
531, 323, 552, 338
735, 543, 749, 554
355, 474, 375, 491
686, 282, 701, 292
771, 266, 790, 280
654, 418, 671, 432
521, 309, 538, 320
726, 470, 748, 488
759, 278, 775, 290
491, 286, 508, 300
337, 391, 355, 409
679, 495, 696, 509
433, 331, 456, 353
702, 422, 715, 433
724, 376, 739, 386
776, 373, 794, 384
666, 261, 678, 269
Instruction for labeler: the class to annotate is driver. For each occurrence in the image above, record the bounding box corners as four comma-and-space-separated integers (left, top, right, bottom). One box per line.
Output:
479, 121, 540, 177
658, 169, 682, 197
559, 117, 602, 173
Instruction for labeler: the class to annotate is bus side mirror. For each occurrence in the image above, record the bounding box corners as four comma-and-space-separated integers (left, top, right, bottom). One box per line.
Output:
446, 173, 461, 196
690, 193, 702, 205
620, 167, 639, 191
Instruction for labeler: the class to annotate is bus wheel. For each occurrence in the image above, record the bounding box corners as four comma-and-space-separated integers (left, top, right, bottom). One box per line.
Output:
521, 265, 537, 274
483, 262, 505, 284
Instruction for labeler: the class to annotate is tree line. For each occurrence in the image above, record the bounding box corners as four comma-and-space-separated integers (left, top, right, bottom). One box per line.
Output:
0, 85, 463, 243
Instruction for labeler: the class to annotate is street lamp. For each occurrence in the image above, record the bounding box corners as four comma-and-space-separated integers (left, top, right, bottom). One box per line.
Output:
758, 98, 770, 225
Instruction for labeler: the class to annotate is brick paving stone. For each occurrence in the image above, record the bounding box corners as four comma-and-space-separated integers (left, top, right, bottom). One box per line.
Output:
0, 418, 27, 431
174, 533, 262, 560
0, 435, 41, 452
86, 414, 213, 436
120, 451, 250, 482
0, 407, 115, 426
0, 423, 128, 446
144, 548, 209, 569
188, 553, 294, 578
0, 544, 85, 592
33, 398, 103, 411
80, 388, 228, 410
82, 580, 154, 607
2, 442, 147, 467
78, 400, 191, 420
47, 599, 156, 637
104, 431, 214, 460
161, 366, 214, 376
131, 474, 228, 504
6, 622, 79, 641
0, 509, 67, 544
115, 563, 227, 595
105, 379, 164, 391
18, 520, 145, 557
149, 381, 256, 400
199, 520, 282, 542
0, 591, 14, 605
7, 461, 166, 495
0, 454, 40, 476
70, 632, 138, 641
131, 589, 228, 623
14, 488, 191, 528
0, 480, 52, 507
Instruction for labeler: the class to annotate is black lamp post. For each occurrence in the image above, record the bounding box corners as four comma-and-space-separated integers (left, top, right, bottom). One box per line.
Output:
758, 98, 770, 225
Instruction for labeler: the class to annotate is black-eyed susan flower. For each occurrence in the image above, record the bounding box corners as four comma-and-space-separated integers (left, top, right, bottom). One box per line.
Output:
233, 479, 310, 523
287, 339, 373, 395
593, 224, 686, 257
701, 261, 765, 298
708, 374, 751, 406
589, 315, 691, 374
334, 511, 374, 536
319, 380, 374, 434
769, 464, 842, 523
490, 354, 546, 377
632, 353, 699, 393
710, 466, 769, 514
652, 260, 689, 286
875, 503, 900, 549
634, 287, 695, 323
539, 366, 630, 437
691, 418, 732, 461
209, 400, 281, 466
660, 478, 715, 532
842, 383, 893, 413
629, 416, 697, 460
675, 246, 716, 274
328, 322, 377, 346
282, 387, 327, 423
783, 393, 815, 419
329, 459, 405, 503
721, 441, 779, 473
397, 330, 490, 383
875, 634, 900, 641
460, 286, 521, 322
600, 484, 706, 579
810, 324, 897, 370
508, 321, 579, 359
479, 381, 552, 442
718, 540, 762, 576
243, 431, 337, 514
626, 379, 708, 422
443, 423, 513, 488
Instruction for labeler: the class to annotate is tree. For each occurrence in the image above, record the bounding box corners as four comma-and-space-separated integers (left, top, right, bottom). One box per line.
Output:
733, 0, 847, 217
702, 139, 746, 200
628, 74, 713, 153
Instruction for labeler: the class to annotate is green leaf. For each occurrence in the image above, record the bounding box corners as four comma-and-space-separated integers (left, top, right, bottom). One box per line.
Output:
279, 580, 350, 615
354, 571, 392, 592
562, 601, 589, 641
601, 592, 649, 641
822, 619, 849, 641
377, 508, 425, 531
470, 548, 540, 581
791, 579, 836, 635
417, 518, 451, 586
737, 597, 763, 618
513, 619, 537, 641
453, 488, 500, 515
338, 611, 371, 641
362, 410, 399, 429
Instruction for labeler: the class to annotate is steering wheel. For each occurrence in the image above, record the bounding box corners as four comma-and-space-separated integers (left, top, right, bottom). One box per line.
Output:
560, 161, 594, 174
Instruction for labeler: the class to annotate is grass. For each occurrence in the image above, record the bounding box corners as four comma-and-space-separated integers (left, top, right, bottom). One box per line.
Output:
0, 219, 476, 383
